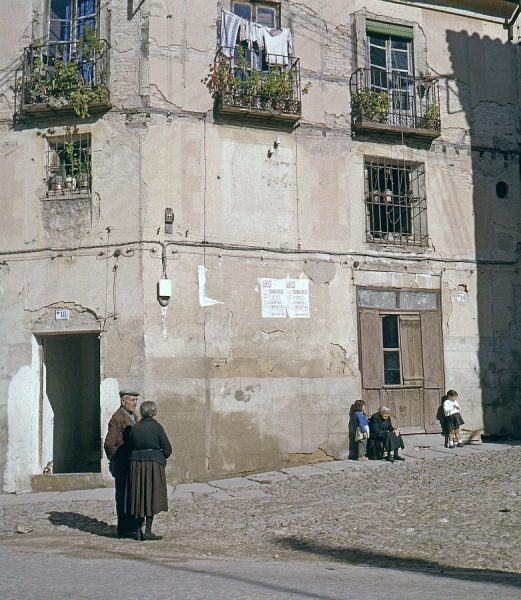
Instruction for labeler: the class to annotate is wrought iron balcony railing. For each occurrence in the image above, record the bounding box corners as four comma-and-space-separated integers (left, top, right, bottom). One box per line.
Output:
350, 68, 441, 137
15, 39, 110, 119
208, 47, 301, 122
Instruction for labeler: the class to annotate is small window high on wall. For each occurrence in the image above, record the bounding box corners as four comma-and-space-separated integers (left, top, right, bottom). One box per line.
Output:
232, 1, 279, 28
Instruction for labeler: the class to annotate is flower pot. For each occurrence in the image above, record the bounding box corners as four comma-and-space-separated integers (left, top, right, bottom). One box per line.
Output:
50, 175, 63, 192
79, 175, 89, 190
64, 176, 77, 191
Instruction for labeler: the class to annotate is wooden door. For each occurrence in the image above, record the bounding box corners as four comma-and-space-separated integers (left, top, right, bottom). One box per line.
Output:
421, 311, 444, 432
359, 307, 443, 432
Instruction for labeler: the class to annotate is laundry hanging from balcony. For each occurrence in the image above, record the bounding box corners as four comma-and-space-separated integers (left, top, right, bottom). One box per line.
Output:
220, 9, 293, 65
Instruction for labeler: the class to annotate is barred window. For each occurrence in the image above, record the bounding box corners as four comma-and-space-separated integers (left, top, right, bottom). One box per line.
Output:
46, 133, 91, 196
364, 157, 427, 246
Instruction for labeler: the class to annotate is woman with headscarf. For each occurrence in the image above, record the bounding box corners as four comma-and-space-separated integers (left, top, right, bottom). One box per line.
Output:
126, 400, 172, 541
369, 405, 405, 463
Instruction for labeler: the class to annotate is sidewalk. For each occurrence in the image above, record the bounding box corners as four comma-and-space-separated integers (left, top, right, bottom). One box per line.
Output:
0, 440, 515, 507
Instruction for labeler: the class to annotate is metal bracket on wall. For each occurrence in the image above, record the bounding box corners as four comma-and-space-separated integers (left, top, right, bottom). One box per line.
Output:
128, 0, 146, 20
504, 2, 521, 41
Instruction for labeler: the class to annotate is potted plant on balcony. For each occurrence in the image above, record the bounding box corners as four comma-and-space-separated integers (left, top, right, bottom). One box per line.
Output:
351, 88, 389, 124
258, 67, 293, 111
418, 102, 440, 130
22, 25, 109, 118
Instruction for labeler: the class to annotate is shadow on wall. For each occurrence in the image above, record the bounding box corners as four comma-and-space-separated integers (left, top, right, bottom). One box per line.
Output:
446, 30, 521, 438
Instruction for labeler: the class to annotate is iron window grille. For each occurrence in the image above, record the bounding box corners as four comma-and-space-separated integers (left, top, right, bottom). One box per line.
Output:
45, 133, 91, 196
364, 157, 428, 246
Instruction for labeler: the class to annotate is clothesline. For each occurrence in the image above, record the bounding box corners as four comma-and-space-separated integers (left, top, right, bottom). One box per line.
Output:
220, 9, 294, 66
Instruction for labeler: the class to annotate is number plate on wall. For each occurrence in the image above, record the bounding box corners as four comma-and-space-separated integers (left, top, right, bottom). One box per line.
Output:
55, 308, 70, 320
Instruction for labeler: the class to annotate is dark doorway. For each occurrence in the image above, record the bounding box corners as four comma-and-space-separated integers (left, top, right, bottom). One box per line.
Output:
43, 333, 101, 473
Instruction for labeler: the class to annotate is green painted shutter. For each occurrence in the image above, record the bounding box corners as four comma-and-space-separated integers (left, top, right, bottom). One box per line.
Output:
366, 19, 414, 39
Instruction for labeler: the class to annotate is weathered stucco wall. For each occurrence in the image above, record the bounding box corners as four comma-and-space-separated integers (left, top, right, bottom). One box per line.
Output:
1, 0, 521, 491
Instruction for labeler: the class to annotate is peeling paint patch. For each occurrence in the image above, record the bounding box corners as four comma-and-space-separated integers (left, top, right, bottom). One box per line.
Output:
4, 337, 40, 493
304, 258, 336, 285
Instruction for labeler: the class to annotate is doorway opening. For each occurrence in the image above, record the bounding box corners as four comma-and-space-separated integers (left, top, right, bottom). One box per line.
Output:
357, 287, 444, 433
39, 333, 101, 473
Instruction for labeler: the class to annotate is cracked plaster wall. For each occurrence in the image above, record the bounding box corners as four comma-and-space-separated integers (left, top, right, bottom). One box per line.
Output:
2, 1, 521, 489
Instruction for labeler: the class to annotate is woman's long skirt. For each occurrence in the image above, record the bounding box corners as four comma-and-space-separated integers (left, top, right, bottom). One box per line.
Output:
380, 431, 405, 453
126, 460, 168, 518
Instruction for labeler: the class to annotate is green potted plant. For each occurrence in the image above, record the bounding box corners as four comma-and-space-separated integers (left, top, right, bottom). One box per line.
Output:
418, 102, 440, 130
352, 88, 389, 123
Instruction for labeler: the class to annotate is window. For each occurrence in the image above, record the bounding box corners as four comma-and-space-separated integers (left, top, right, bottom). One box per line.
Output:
364, 157, 427, 246
230, 2, 280, 71
367, 21, 413, 113
46, 1, 99, 85
232, 1, 279, 28
48, 0, 97, 44
382, 315, 401, 385
46, 133, 91, 196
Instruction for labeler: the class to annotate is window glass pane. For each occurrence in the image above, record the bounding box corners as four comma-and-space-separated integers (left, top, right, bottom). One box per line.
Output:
77, 0, 96, 18
257, 6, 276, 28
382, 315, 399, 348
49, 0, 72, 42
368, 33, 386, 49
50, 0, 72, 20
369, 45, 386, 69
391, 38, 410, 51
400, 291, 437, 310
358, 289, 397, 309
391, 49, 409, 72
384, 351, 401, 384
233, 3, 252, 20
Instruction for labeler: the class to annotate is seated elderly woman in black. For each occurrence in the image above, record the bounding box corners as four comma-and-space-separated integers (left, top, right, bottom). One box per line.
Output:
369, 405, 405, 463
125, 400, 172, 541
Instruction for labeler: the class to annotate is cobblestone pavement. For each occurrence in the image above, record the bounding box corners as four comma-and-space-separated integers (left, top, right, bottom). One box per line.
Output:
1, 443, 520, 598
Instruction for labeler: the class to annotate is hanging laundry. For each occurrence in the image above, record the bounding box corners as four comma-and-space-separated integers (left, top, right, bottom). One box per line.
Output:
239, 20, 265, 51
264, 27, 294, 66
220, 10, 242, 57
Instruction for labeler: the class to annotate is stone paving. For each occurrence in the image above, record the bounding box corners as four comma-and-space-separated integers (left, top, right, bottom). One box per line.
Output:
1, 441, 520, 580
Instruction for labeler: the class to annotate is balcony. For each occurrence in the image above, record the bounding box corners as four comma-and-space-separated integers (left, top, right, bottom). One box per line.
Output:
350, 68, 441, 139
15, 36, 110, 120
207, 47, 301, 124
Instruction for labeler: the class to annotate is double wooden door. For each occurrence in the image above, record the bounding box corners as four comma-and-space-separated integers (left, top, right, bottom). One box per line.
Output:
358, 290, 444, 433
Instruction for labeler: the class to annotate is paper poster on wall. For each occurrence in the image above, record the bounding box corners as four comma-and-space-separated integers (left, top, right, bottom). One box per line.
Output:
286, 278, 310, 318
260, 278, 310, 318
260, 278, 286, 318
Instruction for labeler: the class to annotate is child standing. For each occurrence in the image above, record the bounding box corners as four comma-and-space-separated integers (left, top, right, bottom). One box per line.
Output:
443, 389, 464, 448
353, 400, 370, 460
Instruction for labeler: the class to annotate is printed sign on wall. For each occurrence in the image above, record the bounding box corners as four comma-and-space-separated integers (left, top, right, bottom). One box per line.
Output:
260, 278, 310, 318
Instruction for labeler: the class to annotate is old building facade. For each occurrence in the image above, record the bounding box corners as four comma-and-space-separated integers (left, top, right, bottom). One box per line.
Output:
1, 0, 520, 492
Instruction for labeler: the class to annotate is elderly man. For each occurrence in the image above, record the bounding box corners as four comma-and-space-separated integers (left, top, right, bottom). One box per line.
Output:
104, 390, 140, 538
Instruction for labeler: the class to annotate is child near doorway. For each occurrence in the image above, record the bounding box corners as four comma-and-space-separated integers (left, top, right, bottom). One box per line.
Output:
443, 389, 464, 448
353, 400, 370, 460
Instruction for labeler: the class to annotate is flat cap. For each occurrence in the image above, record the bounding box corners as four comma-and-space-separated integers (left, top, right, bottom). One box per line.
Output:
119, 390, 140, 398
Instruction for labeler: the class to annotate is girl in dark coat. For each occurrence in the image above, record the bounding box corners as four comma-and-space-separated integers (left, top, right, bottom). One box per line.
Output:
369, 405, 405, 463
126, 400, 172, 540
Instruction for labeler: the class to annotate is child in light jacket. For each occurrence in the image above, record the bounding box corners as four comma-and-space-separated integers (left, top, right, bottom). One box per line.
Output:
443, 389, 464, 448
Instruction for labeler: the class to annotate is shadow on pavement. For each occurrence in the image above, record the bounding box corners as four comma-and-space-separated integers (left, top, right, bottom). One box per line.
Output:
273, 536, 521, 589
48, 511, 118, 538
